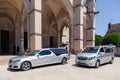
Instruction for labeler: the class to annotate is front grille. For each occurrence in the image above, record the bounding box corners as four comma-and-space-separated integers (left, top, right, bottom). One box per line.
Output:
77, 57, 88, 60
77, 62, 87, 66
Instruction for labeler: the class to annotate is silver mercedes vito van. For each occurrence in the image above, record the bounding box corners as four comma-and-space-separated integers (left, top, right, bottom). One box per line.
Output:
75, 46, 114, 68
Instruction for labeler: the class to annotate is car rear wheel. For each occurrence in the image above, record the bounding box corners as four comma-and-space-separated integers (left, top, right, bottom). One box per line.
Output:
61, 58, 67, 64
95, 60, 100, 68
21, 61, 31, 71
110, 58, 114, 64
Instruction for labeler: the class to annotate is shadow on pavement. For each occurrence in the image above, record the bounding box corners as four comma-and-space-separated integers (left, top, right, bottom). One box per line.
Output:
72, 62, 111, 69
7, 63, 67, 72
72, 64, 96, 69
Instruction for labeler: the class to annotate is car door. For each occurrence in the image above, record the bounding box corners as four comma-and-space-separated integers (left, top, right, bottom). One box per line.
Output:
99, 47, 106, 64
105, 48, 113, 62
38, 50, 53, 65
50, 51, 60, 64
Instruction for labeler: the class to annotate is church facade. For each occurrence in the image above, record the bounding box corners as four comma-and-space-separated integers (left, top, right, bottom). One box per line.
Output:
0, 0, 96, 55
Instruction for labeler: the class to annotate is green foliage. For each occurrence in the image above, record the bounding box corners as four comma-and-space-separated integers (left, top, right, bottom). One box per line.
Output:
103, 32, 120, 45
95, 34, 103, 46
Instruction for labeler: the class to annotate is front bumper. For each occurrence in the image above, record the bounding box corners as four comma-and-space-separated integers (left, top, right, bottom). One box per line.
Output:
8, 62, 21, 69
75, 58, 96, 67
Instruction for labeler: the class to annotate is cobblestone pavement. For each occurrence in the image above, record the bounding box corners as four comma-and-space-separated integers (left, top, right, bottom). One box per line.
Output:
0, 55, 120, 80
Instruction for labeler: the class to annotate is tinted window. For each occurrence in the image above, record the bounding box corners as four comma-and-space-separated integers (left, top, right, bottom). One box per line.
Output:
39, 50, 51, 56
105, 48, 113, 53
100, 47, 104, 52
110, 48, 113, 52
50, 49, 68, 56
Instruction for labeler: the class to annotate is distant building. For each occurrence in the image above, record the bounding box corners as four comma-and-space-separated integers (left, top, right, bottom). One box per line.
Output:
106, 23, 120, 56
106, 23, 120, 34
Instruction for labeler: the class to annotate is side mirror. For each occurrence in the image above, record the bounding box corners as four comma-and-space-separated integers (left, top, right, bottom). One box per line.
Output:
80, 49, 83, 52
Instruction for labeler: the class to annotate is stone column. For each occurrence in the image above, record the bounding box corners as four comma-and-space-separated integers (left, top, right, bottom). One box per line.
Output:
69, 0, 73, 5
20, 21, 24, 54
29, 0, 42, 50
86, 0, 96, 46
70, 24, 74, 53
15, 23, 18, 54
73, 0, 84, 53
27, 14, 30, 50
58, 30, 61, 47
57, 22, 61, 47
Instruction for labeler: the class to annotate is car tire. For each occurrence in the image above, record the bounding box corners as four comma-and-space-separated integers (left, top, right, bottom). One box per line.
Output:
61, 58, 67, 64
21, 61, 31, 71
110, 58, 114, 64
95, 60, 100, 68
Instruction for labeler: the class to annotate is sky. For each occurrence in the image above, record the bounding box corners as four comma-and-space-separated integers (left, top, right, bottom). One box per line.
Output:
96, 0, 120, 36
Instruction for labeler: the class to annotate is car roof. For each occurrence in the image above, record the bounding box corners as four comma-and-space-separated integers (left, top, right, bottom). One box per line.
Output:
36, 48, 66, 50
99, 45, 115, 48
86, 45, 115, 48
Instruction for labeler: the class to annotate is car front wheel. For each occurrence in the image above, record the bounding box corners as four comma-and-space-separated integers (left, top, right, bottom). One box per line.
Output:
95, 60, 100, 68
21, 61, 31, 71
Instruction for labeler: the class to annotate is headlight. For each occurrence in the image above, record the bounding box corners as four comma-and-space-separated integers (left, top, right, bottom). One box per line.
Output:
14, 60, 21, 63
88, 56, 96, 60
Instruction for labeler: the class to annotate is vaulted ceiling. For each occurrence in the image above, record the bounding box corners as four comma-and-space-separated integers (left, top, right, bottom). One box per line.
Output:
0, 0, 24, 23
0, 0, 73, 26
42, 0, 71, 31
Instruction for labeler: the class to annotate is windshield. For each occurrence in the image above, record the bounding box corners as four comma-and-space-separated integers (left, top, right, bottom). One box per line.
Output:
82, 47, 99, 53
26, 50, 40, 56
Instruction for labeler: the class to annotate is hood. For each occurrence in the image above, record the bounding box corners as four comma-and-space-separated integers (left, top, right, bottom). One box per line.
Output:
77, 53, 97, 57
10, 55, 32, 61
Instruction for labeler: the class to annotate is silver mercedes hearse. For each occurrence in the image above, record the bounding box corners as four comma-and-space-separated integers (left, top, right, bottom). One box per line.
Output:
75, 46, 115, 68
9, 48, 69, 71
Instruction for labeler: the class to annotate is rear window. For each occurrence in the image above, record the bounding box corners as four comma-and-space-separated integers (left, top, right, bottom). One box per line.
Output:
50, 49, 68, 56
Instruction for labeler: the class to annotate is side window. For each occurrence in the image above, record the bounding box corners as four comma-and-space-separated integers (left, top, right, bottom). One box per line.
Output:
50, 49, 68, 56
110, 48, 113, 52
105, 48, 111, 53
39, 50, 51, 56
100, 47, 104, 52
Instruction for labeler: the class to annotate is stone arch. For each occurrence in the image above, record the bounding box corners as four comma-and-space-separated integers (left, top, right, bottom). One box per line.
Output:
0, 0, 27, 55
60, 0, 74, 51
61, 0, 74, 25
0, 17, 15, 54
59, 16, 71, 51
42, 0, 73, 51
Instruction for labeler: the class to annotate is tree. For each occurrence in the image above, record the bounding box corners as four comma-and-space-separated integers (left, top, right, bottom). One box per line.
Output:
95, 34, 103, 46
102, 32, 120, 45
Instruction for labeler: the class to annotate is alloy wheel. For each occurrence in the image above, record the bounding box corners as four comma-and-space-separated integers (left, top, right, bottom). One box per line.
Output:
21, 62, 31, 71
